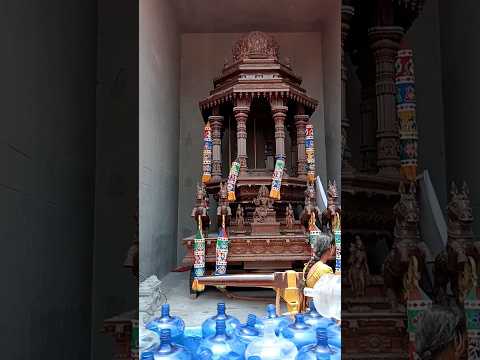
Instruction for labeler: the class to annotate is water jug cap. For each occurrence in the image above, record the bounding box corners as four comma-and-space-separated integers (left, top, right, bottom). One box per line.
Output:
247, 314, 257, 327
295, 314, 305, 324
266, 304, 276, 317
161, 303, 170, 317
217, 302, 226, 315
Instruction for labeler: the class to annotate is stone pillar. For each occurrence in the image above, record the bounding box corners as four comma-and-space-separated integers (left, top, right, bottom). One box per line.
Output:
209, 115, 223, 181
341, 4, 355, 172
294, 114, 309, 178
358, 50, 378, 173
233, 105, 250, 174
272, 106, 288, 162
368, 26, 403, 176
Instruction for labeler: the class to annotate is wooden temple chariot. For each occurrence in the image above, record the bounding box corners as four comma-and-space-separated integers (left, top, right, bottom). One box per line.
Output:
181, 31, 325, 283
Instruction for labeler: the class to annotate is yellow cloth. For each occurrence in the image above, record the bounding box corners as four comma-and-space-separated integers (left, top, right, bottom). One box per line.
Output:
304, 261, 333, 288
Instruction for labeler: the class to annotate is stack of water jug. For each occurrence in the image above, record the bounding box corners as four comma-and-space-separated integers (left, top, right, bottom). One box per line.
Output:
140, 301, 341, 359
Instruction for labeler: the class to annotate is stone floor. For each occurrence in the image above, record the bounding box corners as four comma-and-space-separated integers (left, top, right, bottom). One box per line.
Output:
159, 271, 285, 326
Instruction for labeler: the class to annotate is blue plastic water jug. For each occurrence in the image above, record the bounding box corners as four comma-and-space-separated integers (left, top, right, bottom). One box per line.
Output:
201, 303, 241, 338
139, 326, 160, 359
245, 321, 298, 360
303, 302, 335, 330
295, 328, 340, 360
255, 304, 290, 335
146, 304, 185, 343
197, 318, 244, 359
280, 314, 316, 350
327, 324, 341, 349
142, 329, 192, 360
179, 326, 202, 354
235, 314, 261, 353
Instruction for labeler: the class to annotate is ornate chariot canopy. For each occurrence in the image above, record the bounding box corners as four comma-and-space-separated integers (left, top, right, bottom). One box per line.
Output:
199, 31, 318, 116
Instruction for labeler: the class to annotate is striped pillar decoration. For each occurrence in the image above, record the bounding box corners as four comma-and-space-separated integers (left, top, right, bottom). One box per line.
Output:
305, 124, 316, 183
332, 213, 341, 275
226, 160, 241, 201
395, 47, 418, 182
193, 216, 206, 278
215, 215, 229, 275
269, 158, 285, 200
202, 121, 213, 184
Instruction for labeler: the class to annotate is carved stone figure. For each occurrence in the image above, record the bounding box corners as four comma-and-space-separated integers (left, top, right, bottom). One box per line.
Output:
383, 182, 427, 311
253, 185, 274, 223
300, 182, 321, 230
191, 182, 210, 234
321, 180, 341, 233
351, 236, 369, 297
217, 181, 231, 227
434, 181, 477, 303
234, 204, 245, 232
285, 203, 295, 230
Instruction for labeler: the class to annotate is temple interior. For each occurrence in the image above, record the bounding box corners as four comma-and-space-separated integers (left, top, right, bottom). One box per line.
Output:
2, 0, 480, 359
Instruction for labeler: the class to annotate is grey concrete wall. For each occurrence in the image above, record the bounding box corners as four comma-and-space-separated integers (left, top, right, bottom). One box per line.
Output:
0, 1, 96, 359
321, 4, 342, 193
405, 0, 447, 209
177, 32, 336, 263
139, 0, 181, 279
90, 0, 138, 358
438, 0, 480, 236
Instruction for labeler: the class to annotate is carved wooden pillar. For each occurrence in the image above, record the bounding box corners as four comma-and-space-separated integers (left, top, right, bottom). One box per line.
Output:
233, 102, 250, 174
341, 4, 355, 171
209, 115, 224, 181
358, 49, 378, 173
368, 26, 403, 176
272, 105, 288, 162
294, 114, 309, 179
290, 126, 298, 176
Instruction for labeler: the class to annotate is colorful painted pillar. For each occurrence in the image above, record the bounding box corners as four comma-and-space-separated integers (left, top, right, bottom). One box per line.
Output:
395, 47, 418, 182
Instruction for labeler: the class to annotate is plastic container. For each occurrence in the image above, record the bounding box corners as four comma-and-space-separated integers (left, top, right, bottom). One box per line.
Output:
295, 328, 340, 360
303, 301, 336, 330
139, 326, 160, 359
245, 322, 298, 360
255, 304, 290, 336
280, 314, 316, 350
146, 304, 185, 343
197, 318, 244, 359
179, 326, 202, 354
235, 314, 261, 353
142, 329, 192, 360
303, 274, 341, 321
326, 324, 341, 349
202, 303, 241, 338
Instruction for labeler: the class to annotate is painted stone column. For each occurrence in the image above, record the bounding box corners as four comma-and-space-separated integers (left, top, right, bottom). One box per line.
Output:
368, 26, 403, 176
294, 114, 309, 179
209, 115, 224, 181
233, 105, 250, 174
272, 106, 288, 161
341, 4, 355, 172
